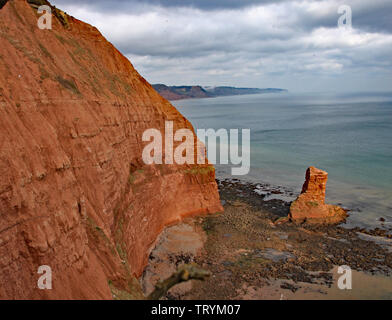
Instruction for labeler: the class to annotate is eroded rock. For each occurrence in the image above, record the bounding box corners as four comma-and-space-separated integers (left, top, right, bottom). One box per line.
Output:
289, 167, 347, 224
0, 0, 222, 299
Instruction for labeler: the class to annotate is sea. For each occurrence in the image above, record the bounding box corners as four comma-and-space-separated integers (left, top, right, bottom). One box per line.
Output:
172, 92, 392, 231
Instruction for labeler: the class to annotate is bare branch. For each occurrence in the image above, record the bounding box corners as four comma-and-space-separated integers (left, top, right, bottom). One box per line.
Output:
147, 264, 210, 300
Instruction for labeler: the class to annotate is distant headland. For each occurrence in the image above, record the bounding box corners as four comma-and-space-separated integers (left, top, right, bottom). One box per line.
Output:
152, 84, 288, 100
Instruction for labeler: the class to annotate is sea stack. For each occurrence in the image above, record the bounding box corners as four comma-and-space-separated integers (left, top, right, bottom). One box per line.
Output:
289, 167, 347, 224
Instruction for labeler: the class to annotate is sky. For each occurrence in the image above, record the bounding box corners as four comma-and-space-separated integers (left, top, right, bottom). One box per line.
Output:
50, 0, 392, 92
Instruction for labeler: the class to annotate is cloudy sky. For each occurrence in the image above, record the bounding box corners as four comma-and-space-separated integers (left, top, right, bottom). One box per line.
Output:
50, 0, 392, 92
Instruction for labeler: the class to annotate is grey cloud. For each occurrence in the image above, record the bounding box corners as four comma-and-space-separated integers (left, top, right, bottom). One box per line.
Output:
48, 0, 392, 92
51, 0, 289, 11
297, 0, 392, 34
51, 0, 392, 35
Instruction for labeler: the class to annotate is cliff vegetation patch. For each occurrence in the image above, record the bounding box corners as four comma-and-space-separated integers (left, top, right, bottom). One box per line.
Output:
55, 76, 81, 95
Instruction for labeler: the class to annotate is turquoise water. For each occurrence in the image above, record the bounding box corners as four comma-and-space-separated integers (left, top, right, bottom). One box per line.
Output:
172, 92, 392, 230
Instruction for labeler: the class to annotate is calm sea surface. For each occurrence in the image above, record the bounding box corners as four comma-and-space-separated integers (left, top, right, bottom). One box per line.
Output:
172, 92, 392, 230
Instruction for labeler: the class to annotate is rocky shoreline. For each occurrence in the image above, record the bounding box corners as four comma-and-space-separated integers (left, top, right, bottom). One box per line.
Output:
142, 178, 392, 300
218, 178, 392, 237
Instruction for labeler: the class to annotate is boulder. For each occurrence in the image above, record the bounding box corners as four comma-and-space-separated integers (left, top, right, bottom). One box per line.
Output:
289, 167, 347, 224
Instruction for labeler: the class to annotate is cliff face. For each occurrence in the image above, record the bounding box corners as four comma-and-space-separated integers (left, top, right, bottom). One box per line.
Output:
152, 84, 211, 100
152, 84, 288, 101
0, 0, 222, 299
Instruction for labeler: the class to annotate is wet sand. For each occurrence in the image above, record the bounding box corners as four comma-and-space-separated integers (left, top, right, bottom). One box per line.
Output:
142, 179, 392, 300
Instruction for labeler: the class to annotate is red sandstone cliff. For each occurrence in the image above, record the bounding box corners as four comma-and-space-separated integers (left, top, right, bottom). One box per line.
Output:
0, 0, 222, 299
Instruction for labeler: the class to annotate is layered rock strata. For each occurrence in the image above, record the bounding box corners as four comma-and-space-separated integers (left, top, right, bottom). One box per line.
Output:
289, 167, 347, 224
0, 0, 222, 299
